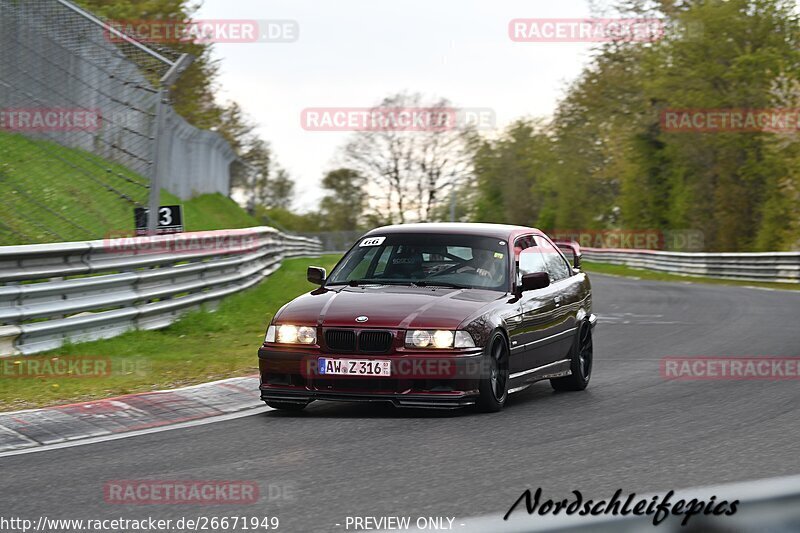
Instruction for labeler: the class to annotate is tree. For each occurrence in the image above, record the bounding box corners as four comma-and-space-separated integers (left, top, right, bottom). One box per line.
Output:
218, 104, 297, 213
255, 206, 322, 233
268, 168, 295, 209
319, 169, 367, 230
78, 0, 224, 130
467, 0, 800, 251
79, 0, 297, 216
342, 92, 473, 223
757, 74, 800, 250
471, 120, 555, 226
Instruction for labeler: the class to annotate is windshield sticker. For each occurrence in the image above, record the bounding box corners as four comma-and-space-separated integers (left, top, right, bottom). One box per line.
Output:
494, 252, 504, 259
359, 236, 386, 247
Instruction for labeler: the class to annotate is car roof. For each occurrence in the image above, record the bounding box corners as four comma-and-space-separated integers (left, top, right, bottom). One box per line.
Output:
363, 223, 542, 240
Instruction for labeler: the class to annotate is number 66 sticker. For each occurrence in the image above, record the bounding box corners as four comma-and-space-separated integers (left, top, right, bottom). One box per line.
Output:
360, 236, 386, 247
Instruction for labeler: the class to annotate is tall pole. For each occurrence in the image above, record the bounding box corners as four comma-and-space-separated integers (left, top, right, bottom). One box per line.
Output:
147, 54, 192, 235
147, 88, 166, 235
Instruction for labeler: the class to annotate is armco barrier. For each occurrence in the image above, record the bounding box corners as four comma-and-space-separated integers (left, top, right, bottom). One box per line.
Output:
579, 247, 800, 284
0, 227, 321, 355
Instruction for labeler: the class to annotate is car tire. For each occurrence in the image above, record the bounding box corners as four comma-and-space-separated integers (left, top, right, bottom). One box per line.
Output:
551, 321, 593, 392
265, 401, 309, 412
476, 332, 510, 412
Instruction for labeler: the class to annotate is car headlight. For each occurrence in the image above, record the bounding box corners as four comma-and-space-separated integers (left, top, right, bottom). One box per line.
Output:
405, 330, 475, 349
265, 324, 317, 345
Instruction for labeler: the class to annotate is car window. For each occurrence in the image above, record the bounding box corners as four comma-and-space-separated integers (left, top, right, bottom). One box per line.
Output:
340, 246, 380, 281
447, 246, 473, 260
514, 234, 541, 285
513, 235, 536, 261
373, 245, 394, 277
327, 233, 509, 291
537, 236, 571, 282
518, 248, 547, 276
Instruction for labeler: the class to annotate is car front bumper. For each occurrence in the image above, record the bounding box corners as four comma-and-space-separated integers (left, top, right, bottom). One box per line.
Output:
258, 346, 484, 409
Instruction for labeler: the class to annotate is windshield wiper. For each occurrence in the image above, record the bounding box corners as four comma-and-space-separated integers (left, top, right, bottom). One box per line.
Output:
412, 281, 469, 289
330, 279, 469, 289
327, 279, 409, 287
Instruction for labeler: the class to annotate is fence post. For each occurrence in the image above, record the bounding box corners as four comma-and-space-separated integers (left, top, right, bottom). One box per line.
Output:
147, 54, 193, 235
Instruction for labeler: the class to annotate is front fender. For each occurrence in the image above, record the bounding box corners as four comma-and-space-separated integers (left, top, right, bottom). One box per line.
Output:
459, 308, 511, 348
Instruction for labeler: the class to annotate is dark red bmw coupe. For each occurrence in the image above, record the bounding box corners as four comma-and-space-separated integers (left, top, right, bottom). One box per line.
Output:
258, 223, 596, 412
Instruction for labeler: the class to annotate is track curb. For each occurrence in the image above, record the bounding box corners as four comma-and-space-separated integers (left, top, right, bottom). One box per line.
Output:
0, 375, 261, 452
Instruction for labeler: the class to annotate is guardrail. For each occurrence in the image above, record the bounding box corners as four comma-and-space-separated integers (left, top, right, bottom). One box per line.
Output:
0, 227, 322, 355
577, 247, 800, 284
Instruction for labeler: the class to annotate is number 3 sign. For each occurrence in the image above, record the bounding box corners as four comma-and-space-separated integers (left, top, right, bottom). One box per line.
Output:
134, 205, 184, 235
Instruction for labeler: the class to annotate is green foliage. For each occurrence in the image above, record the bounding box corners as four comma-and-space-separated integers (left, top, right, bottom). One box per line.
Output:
256, 206, 323, 233
472, 120, 555, 227
173, 193, 261, 231
469, 0, 800, 251
319, 168, 367, 230
0, 131, 149, 244
74, 0, 298, 213
0, 130, 259, 245
76, 0, 223, 130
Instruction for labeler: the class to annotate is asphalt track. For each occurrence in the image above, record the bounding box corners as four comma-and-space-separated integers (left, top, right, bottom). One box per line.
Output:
1, 274, 799, 532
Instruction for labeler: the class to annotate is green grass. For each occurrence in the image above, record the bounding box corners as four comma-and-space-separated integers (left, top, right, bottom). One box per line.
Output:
0, 255, 341, 412
0, 131, 260, 244
176, 193, 261, 231
582, 260, 800, 291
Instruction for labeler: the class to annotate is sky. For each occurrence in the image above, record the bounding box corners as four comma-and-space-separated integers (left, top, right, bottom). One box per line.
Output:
193, 0, 601, 212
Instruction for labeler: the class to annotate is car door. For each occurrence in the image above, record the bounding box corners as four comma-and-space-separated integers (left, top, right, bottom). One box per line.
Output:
537, 235, 580, 361
513, 239, 564, 373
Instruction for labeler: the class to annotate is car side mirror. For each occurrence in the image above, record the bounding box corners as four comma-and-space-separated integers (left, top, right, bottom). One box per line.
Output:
521, 272, 550, 292
307, 266, 326, 285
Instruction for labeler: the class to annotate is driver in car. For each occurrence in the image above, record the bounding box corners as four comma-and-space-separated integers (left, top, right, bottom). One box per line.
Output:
457, 248, 503, 282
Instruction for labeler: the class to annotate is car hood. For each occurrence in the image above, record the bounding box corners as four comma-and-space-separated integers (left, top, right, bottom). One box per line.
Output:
274, 285, 504, 330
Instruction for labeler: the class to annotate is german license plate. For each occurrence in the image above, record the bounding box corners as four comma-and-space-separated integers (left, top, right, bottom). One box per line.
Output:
318, 358, 391, 376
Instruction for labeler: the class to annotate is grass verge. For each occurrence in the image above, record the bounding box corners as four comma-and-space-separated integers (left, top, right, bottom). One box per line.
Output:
0, 131, 260, 245
582, 260, 800, 291
0, 255, 341, 412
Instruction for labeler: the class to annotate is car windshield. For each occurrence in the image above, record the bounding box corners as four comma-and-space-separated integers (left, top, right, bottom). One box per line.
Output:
327, 233, 509, 291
